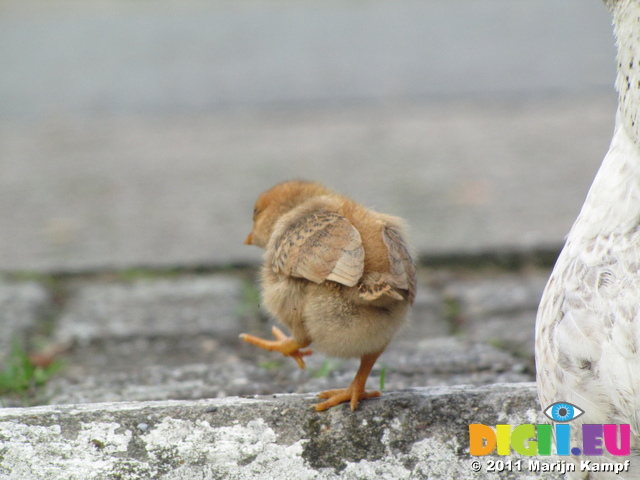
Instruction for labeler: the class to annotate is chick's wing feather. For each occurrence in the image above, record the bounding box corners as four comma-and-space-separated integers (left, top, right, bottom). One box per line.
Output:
382, 225, 416, 304
272, 210, 364, 287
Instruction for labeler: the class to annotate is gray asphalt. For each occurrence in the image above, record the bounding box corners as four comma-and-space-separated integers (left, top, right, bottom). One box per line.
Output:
0, 0, 618, 272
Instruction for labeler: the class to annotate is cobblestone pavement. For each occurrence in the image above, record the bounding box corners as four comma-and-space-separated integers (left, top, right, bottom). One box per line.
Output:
0, 263, 550, 408
0, 262, 558, 480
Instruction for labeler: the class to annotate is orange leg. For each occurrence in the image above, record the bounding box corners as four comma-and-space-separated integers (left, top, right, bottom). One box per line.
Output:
314, 351, 383, 411
240, 326, 312, 369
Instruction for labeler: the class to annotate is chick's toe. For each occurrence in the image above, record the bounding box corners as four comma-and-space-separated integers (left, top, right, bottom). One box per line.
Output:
240, 326, 312, 369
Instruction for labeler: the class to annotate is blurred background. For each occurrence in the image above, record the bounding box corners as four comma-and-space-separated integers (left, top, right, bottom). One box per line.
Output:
0, 0, 618, 273
0, 0, 624, 408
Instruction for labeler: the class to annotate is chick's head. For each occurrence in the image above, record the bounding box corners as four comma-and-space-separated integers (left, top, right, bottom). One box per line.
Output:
245, 180, 331, 248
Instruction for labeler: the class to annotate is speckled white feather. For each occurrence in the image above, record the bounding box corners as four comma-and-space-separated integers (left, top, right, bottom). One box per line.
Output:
536, 1, 640, 478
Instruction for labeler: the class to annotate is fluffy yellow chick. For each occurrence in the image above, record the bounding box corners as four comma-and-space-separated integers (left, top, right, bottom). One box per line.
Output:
241, 180, 416, 411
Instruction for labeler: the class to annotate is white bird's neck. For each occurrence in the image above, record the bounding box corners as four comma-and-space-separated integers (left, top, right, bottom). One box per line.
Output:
610, 0, 640, 145
562, 0, 640, 246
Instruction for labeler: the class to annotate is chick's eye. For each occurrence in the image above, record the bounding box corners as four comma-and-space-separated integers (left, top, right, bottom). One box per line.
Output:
543, 402, 584, 422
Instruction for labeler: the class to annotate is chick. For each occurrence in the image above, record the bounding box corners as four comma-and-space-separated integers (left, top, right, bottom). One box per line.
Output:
241, 180, 416, 411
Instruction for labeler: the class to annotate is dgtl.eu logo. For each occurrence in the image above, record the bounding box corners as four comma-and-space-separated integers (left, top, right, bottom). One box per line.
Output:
469, 402, 630, 457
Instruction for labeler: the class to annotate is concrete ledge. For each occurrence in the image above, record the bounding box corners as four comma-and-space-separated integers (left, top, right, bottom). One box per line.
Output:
0, 383, 560, 480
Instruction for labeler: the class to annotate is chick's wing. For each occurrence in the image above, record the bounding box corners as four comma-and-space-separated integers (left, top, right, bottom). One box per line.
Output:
382, 225, 416, 304
271, 210, 364, 287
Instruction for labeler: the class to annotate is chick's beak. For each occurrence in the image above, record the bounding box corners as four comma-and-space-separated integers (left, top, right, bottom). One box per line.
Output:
245, 232, 253, 245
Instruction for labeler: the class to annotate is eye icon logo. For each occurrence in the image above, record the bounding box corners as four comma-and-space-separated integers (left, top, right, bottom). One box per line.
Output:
544, 402, 584, 422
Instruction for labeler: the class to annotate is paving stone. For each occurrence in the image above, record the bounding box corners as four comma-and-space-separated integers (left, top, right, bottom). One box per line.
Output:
463, 311, 541, 361
0, 383, 562, 480
443, 273, 549, 317
0, 281, 52, 365
29, 269, 534, 405
397, 283, 452, 340
54, 275, 248, 345
44, 336, 530, 406
442, 271, 550, 359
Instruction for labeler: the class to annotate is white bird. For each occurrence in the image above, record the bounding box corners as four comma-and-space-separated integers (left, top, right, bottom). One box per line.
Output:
536, 1, 640, 478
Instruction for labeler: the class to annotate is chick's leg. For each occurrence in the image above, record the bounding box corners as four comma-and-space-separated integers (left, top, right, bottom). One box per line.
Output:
240, 326, 312, 369
314, 351, 382, 412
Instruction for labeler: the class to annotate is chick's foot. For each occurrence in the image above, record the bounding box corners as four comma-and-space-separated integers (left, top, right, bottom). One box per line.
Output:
315, 386, 380, 412
240, 325, 312, 369
314, 351, 382, 411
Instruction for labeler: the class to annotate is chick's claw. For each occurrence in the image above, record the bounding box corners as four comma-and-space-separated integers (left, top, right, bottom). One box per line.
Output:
240, 326, 312, 369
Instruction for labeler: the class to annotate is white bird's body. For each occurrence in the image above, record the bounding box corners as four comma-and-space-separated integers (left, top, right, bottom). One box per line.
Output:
536, 1, 640, 478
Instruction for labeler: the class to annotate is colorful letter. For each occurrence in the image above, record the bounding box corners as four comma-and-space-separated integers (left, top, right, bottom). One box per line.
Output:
603, 424, 631, 456
496, 425, 511, 455
555, 424, 571, 455
582, 424, 603, 455
469, 424, 496, 456
511, 424, 537, 456
537, 424, 552, 456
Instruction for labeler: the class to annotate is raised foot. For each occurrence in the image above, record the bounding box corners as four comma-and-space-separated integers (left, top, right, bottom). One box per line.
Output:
240, 326, 312, 369
314, 386, 381, 412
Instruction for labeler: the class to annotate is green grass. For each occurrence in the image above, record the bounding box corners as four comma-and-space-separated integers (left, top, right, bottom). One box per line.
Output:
442, 296, 465, 334
234, 280, 261, 318
379, 366, 386, 391
258, 360, 282, 371
0, 340, 62, 403
310, 359, 343, 379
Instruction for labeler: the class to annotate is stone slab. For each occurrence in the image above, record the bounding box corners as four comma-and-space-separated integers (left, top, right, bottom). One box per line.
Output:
0, 383, 563, 480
